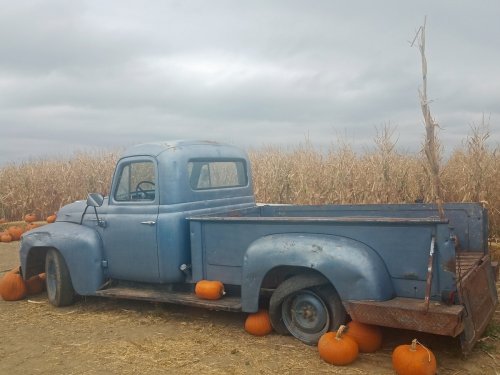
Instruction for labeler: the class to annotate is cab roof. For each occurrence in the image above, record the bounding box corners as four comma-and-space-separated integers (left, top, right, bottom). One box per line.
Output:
120, 140, 241, 158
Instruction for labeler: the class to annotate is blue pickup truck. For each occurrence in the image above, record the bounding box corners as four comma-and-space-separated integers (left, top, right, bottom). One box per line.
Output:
19, 140, 498, 353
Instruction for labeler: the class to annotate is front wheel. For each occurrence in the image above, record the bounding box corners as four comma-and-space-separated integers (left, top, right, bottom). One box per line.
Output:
45, 248, 75, 307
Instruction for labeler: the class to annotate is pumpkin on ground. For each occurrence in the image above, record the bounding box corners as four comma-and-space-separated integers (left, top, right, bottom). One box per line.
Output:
1, 232, 12, 243
46, 214, 57, 223
7, 226, 23, 241
0, 267, 27, 301
392, 339, 437, 375
24, 213, 37, 223
25, 273, 46, 295
345, 321, 383, 353
195, 280, 225, 300
318, 325, 359, 366
245, 310, 273, 336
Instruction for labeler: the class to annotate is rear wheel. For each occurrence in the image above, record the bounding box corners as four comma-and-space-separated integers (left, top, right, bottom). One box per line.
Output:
269, 274, 346, 345
45, 249, 75, 307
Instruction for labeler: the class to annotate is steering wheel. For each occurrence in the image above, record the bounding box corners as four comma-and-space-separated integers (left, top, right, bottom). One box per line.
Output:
136, 180, 155, 192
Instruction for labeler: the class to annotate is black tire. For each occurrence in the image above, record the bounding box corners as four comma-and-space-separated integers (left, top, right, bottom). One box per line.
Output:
269, 274, 346, 345
45, 248, 75, 307
269, 273, 329, 335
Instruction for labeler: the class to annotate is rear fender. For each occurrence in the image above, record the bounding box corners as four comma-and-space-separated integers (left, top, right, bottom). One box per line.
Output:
20, 222, 105, 295
241, 233, 394, 312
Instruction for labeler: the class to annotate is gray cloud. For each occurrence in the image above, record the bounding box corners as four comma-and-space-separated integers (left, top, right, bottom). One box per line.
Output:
1, 0, 499, 165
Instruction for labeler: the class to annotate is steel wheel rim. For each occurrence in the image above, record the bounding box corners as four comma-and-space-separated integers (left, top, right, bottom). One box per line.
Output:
282, 290, 330, 343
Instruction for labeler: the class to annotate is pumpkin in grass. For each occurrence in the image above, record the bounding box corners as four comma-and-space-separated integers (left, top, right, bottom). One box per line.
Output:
24, 213, 37, 223
318, 325, 359, 366
7, 226, 23, 241
0, 267, 27, 301
392, 339, 436, 375
1, 232, 12, 242
245, 310, 273, 336
25, 273, 46, 295
195, 280, 225, 300
345, 321, 383, 353
46, 214, 57, 223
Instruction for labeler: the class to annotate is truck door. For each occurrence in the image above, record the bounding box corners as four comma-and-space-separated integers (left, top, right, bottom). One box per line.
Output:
102, 157, 160, 283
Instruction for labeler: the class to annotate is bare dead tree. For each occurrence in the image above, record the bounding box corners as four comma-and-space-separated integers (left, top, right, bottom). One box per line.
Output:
411, 17, 445, 219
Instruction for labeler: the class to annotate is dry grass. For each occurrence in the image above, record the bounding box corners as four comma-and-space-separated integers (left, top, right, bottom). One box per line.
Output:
0, 128, 499, 239
0, 150, 119, 220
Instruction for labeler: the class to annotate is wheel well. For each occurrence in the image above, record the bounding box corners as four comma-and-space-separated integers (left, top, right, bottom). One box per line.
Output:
25, 246, 54, 278
260, 266, 328, 290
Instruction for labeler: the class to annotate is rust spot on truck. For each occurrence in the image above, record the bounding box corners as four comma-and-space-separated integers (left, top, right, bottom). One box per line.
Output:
402, 273, 419, 280
344, 297, 464, 337
311, 244, 323, 253
444, 257, 456, 273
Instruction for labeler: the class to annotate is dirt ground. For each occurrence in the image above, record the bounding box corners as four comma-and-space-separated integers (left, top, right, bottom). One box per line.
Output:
0, 242, 498, 375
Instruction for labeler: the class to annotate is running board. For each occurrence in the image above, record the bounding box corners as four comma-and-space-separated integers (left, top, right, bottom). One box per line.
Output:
95, 286, 242, 312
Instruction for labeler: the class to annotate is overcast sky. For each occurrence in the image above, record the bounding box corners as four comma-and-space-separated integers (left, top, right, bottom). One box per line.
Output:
0, 1, 499, 165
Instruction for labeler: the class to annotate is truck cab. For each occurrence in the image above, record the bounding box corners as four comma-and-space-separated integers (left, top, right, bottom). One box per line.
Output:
91, 140, 254, 284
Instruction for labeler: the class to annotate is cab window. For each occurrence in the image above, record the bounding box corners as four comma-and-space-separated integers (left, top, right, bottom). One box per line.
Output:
114, 161, 156, 201
188, 159, 247, 190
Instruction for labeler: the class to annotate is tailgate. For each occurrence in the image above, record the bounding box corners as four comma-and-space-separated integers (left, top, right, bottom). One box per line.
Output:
457, 254, 498, 354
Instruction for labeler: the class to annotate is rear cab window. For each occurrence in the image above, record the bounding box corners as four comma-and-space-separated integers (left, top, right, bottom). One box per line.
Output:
188, 159, 247, 190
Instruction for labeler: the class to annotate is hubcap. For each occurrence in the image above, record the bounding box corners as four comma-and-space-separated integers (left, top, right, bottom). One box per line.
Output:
282, 290, 330, 343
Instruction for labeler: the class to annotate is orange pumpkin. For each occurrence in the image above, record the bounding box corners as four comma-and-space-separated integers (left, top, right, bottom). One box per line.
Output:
24, 213, 37, 223
1, 233, 12, 242
0, 218, 7, 224
345, 321, 383, 353
392, 339, 437, 375
195, 280, 225, 300
7, 226, 23, 241
318, 325, 359, 366
46, 214, 57, 223
0, 267, 27, 301
25, 273, 46, 295
245, 310, 273, 336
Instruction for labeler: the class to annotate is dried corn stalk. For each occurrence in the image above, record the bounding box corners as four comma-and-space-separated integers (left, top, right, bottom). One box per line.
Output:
412, 18, 445, 219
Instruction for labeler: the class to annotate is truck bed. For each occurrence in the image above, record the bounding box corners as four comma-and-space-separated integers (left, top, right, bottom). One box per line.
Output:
194, 203, 488, 251
189, 203, 487, 300
188, 202, 497, 353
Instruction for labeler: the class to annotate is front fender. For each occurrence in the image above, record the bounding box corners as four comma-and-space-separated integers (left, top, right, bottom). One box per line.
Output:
241, 233, 394, 312
20, 222, 105, 295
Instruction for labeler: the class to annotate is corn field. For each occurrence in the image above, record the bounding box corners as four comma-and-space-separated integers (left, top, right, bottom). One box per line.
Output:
1, 127, 499, 240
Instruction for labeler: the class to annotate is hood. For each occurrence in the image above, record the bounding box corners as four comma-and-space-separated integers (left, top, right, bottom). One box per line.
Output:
57, 200, 87, 223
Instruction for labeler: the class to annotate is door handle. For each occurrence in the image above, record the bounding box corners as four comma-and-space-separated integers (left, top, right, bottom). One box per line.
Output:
141, 221, 156, 225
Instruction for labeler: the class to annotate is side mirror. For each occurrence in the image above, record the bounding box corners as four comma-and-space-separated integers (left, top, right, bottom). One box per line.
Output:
87, 193, 104, 207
